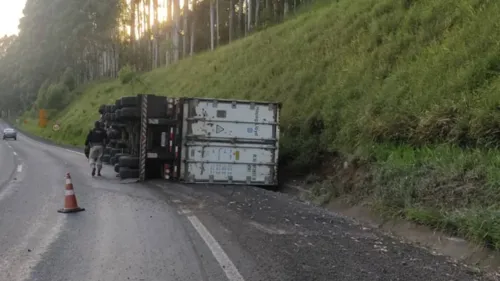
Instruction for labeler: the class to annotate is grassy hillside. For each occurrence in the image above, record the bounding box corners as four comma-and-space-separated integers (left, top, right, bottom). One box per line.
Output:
21, 0, 500, 249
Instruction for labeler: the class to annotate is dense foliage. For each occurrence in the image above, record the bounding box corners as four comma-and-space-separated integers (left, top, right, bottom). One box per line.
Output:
0, 0, 313, 114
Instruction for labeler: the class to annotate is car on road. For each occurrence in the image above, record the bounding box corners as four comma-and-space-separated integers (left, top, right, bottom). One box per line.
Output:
3, 128, 17, 140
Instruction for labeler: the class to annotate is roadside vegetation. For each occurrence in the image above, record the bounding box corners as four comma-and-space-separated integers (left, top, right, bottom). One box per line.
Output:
14, 0, 500, 250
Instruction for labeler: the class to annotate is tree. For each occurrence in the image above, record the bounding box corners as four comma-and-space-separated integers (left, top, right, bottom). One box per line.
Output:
228, 0, 234, 43
210, 0, 215, 50
0, 0, 316, 113
183, 0, 188, 57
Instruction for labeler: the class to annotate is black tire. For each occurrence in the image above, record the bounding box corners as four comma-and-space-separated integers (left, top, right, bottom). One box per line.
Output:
116, 140, 128, 149
111, 123, 126, 130
110, 148, 121, 157
98, 104, 106, 114
108, 130, 121, 140
119, 167, 139, 179
112, 153, 129, 165
118, 96, 139, 108
117, 107, 140, 120
104, 147, 111, 155
108, 139, 117, 148
114, 164, 120, 173
102, 154, 110, 163
119, 156, 139, 169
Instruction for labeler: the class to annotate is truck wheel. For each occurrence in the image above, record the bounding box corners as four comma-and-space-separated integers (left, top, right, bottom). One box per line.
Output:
104, 147, 112, 155
110, 156, 116, 165
119, 167, 139, 179
111, 153, 128, 165
102, 154, 110, 163
118, 96, 139, 109
108, 139, 117, 148
108, 129, 121, 140
103, 113, 111, 121
114, 164, 120, 173
119, 156, 139, 169
111, 123, 126, 130
116, 140, 128, 149
110, 148, 122, 157
118, 107, 140, 119
98, 104, 106, 114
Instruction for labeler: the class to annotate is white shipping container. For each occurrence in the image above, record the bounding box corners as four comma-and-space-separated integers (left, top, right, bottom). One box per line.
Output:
179, 98, 280, 185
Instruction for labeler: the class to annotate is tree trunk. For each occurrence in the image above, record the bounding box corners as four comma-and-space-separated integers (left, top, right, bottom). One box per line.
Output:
153, 0, 159, 68
273, 0, 277, 20
166, 0, 170, 19
247, 0, 251, 33
146, 0, 152, 70
190, 12, 195, 56
173, 0, 180, 62
183, 0, 188, 57
216, 0, 220, 47
238, 0, 243, 38
130, 0, 136, 50
114, 43, 119, 77
229, 0, 233, 43
255, 0, 260, 28
166, 0, 171, 66
210, 0, 214, 50
138, 1, 142, 39
284, 0, 289, 18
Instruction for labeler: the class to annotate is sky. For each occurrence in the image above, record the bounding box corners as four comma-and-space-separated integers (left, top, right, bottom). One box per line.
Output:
0, 0, 27, 36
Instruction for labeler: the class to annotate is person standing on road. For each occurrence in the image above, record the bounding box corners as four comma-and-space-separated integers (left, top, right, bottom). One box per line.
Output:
84, 121, 108, 177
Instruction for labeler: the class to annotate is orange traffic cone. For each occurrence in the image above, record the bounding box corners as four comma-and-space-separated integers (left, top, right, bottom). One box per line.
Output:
57, 173, 85, 213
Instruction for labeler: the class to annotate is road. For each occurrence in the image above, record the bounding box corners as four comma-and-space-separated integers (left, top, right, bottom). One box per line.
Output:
0, 120, 490, 281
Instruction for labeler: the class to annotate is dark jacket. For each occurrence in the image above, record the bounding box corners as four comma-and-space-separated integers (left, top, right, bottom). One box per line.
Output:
85, 128, 108, 147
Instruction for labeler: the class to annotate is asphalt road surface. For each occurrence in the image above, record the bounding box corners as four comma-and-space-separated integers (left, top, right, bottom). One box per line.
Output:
0, 121, 492, 281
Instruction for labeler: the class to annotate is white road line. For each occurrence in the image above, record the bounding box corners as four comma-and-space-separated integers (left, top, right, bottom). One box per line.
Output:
13, 151, 17, 156
0, 184, 14, 202
187, 215, 246, 281
17, 164, 22, 173
65, 148, 84, 156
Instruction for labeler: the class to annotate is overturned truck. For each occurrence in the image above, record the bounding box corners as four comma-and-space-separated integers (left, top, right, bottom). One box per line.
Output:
98, 95, 281, 187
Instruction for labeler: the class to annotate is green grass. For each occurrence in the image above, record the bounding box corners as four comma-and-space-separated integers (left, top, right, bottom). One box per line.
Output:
20, 0, 500, 249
